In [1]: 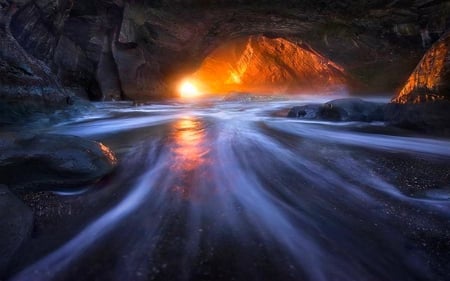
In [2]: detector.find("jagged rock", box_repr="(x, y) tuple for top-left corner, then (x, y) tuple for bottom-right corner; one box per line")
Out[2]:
(0, 133), (118, 190)
(10, 0), (124, 100)
(288, 98), (385, 122)
(0, 184), (33, 274)
(393, 31), (450, 104)
(0, 0), (76, 121)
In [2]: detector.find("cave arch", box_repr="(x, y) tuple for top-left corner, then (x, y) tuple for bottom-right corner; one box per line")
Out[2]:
(107, 2), (436, 100)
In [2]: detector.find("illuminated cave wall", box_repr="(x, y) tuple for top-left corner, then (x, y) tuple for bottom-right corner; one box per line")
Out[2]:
(393, 32), (450, 104)
(188, 36), (351, 95)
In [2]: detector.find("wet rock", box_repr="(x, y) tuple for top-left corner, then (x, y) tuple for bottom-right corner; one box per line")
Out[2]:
(0, 134), (118, 190)
(287, 104), (323, 119)
(393, 31), (450, 104)
(288, 98), (385, 122)
(384, 100), (450, 135)
(0, 184), (33, 274)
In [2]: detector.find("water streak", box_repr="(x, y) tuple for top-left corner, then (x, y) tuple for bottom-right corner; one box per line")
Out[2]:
(11, 98), (450, 281)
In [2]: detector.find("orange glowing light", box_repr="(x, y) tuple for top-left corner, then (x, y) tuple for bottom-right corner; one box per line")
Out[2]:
(185, 35), (350, 95)
(169, 117), (211, 200)
(178, 80), (202, 98)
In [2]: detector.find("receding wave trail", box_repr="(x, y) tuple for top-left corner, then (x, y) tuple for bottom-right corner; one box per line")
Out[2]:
(11, 99), (450, 281)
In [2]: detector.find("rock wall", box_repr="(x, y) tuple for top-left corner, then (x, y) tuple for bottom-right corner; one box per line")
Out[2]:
(9, 0), (124, 100)
(1, 0), (449, 102)
(0, 1), (64, 98)
(393, 31), (450, 104)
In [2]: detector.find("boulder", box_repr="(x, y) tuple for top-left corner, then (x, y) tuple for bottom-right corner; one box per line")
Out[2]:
(287, 98), (385, 122)
(0, 185), (33, 274)
(0, 134), (117, 190)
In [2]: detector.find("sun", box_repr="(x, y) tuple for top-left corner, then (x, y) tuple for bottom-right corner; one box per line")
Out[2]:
(178, 79), (202, 98)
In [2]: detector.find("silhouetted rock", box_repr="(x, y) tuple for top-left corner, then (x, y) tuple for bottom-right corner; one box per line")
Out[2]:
(0, 185), (33, 274)
(0, 134), (118, 190)
(288, 98), (385, 122)
(384, 101), (450, 135)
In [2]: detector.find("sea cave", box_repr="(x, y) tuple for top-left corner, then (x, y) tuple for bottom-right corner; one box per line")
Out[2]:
(1, 1), (450, 281)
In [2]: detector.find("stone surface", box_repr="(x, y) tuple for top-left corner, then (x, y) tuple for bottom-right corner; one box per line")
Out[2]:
(3, 0), (449, 101)
(0, 133), (118, 190)
(288, 98), (385, 122)
(0, 184), (33, 274)
(9, 0), (124, 101)
(393, 31), (450, 104)
(0, 0), (79, 121)
(288, 98), (450, 134)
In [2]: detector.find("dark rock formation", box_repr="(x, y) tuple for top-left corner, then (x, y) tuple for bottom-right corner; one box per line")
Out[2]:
(288, 97), (450, 135)
(2, 0), (448, 103)
(393, 31), (450, 104)
(0, 0), (72, 117)
(384, 101), (450, 134)
(288, 98), (385, 122)
(8, 0), (125, 101)
(0, 133), (117, 190)
(0, 184), (33, 274)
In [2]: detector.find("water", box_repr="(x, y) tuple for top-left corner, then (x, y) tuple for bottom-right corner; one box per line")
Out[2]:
(10, 97), (450, 281)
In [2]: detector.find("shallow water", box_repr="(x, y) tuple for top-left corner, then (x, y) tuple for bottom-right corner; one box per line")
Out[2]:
(10, 96), (450, 281)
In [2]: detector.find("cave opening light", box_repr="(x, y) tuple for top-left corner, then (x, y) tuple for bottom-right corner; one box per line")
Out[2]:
(178, 79), (203, 99)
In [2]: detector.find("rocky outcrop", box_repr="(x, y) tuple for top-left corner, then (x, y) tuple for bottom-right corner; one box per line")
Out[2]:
(393, 31), (450, 104)
(287, 98), (450, 135)
(9, 0), (124, 100)
(387, 31), (450, 134)
(0, 133), (117, 190)
(0, 184), (33, 274)
(287, 98), (385, 122)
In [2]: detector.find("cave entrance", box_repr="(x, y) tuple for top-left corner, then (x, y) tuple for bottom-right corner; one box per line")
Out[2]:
(178, 35), (352, 98)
